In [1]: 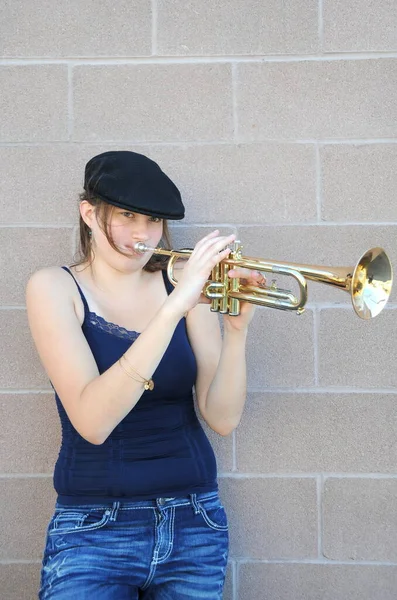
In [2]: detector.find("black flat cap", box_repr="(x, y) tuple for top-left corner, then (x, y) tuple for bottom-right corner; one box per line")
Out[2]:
(83, 151), (185, 220)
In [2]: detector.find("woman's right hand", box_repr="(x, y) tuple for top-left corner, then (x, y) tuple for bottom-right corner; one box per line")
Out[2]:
(166, 230), (236, 316)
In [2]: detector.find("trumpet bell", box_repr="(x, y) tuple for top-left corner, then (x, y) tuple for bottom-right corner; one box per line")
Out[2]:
(351, 247), (393, 320)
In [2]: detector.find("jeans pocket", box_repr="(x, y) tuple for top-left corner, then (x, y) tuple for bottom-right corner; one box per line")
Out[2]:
(197, 498), (229, 532)
(48, 508), (111, 536)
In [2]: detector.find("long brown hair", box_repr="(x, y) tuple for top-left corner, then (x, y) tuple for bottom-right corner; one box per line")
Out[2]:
(71, 191), (172, 272)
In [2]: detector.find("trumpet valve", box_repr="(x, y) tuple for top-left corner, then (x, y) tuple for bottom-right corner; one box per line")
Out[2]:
(231, 240), (243, 260)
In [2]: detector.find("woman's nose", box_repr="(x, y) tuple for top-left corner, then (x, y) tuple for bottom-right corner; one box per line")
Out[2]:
(130, 219), (150, 241)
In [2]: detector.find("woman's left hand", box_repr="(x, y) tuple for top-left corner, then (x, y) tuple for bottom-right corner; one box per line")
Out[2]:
(222, 268), (266, 332)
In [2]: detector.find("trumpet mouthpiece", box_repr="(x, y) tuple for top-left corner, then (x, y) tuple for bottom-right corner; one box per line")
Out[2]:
(134, 242), (150, 253)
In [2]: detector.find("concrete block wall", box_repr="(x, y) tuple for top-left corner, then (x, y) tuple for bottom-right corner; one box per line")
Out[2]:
(0, 1), (396, 598)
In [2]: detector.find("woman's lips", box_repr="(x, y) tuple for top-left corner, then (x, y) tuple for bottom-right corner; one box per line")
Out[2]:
(119, 245), (148, 257)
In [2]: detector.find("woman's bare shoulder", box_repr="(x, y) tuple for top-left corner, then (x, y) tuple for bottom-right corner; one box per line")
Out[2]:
(26, 265), (80, 310)
(27, 265), (73, 289)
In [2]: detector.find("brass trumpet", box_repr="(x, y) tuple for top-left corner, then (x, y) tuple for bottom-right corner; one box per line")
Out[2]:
(134, 241), (393, 320)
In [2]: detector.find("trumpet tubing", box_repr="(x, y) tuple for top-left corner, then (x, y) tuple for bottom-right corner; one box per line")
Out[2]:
(134, 241), (393, 320)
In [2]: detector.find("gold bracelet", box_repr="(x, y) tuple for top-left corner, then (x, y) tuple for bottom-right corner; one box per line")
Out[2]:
(118, 355), (154, 391)
(120, 354), (149, 382)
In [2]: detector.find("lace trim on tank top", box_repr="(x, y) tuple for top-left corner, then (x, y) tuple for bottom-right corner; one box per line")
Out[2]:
(85, 311), (140, 342)
(61, 266), (141, 342)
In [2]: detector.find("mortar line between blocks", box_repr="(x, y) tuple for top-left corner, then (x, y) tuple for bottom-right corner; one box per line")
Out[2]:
(0, 473), (53, 478)
(1, 139), (397, 148)
(67, 64), (73, 140)
(233, 560), (238, 600)
(232, 430), (237, 471)
(315, 143), (322, 222)
(318, 0), (324, 53)
(0, 224), (75, 229)
(0, 560), (42, 565)
(231, 63), (239, 142)
(313, 308), (319, 386)
(218, 473), (397, 479)
(71, 226), (77, 258)
(234, 558), (397, 566)
(2, 53), (397, 65)
(151, 0), (158, 56)
(318, 474), (324, 559)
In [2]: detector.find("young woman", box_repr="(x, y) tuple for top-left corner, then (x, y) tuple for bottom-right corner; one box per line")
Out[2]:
(26, 150), (265, 599)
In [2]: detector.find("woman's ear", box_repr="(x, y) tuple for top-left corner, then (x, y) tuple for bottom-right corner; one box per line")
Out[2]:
(79, 200), (95, 229)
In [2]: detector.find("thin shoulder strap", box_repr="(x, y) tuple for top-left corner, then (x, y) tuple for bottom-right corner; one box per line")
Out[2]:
(61, 266), (90, 317)
(161, 268), (174, 295)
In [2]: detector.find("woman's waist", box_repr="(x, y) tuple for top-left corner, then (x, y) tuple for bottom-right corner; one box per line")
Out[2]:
(55, 488), (219, 508)
(56, 427), (216, 467)
(54, 455), (218, 504)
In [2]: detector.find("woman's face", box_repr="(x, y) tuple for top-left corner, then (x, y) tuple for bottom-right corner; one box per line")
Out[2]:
(88, 204), (164, 268)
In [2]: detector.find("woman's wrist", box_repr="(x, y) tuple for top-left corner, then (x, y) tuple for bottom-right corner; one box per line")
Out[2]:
(161, 295), (188, 323)
(223, 321), (249, 339)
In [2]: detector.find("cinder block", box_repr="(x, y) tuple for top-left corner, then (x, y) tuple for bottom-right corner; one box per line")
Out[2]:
(321, 144), (397, 222)
(245, 307), (315, 389)
(238, 563), (397, 600)
(318, 308), (397, 387)
(236, 60), (397, 140)
(323, 0), (397, 52)
(219, 477), (317, 559)
(0, 66), (68, 142)
(0, 310), (49, 389)
(0, 563), (41, 600)
(324, 478), (397, 561)
(157, 0), (318, 55)
(1, 0), (151, 57)
(0, 394), (60, 473)
(0, 145), (88, 225)
(236, 392), (397, 473)
(73, 65), (233, 142)
(0, 228), (72, 305)
(0, 478), (55, 560)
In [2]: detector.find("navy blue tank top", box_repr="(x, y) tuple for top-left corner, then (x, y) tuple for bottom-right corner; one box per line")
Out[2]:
(52, 267), (218, 504)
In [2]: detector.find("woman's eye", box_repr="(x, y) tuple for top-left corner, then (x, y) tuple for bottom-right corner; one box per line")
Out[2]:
(121, 213), (161, 223)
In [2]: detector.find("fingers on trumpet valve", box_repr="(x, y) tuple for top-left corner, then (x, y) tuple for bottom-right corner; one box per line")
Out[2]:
(228, 268), (267, 287)
(255, 271), (267, 287)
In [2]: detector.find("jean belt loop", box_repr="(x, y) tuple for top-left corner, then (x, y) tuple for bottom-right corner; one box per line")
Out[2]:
(190, 493), (200, 515)
(110, 501), (120, 522)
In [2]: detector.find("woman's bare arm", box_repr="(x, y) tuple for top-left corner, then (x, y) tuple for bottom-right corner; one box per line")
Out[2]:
(26, 267), (183, 445)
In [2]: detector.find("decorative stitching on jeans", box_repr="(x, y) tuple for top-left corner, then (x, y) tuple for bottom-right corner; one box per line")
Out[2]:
(156, 506), (175, 563)
(109, 501), (120, 522)
(48, 509), (112, 536)
(142, 511), (161, 589)
(197, 502), (229, 532)
(190, 493), (201, 515)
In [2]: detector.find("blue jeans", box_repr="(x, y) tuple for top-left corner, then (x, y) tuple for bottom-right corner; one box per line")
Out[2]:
(39, 491), (229, 599)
